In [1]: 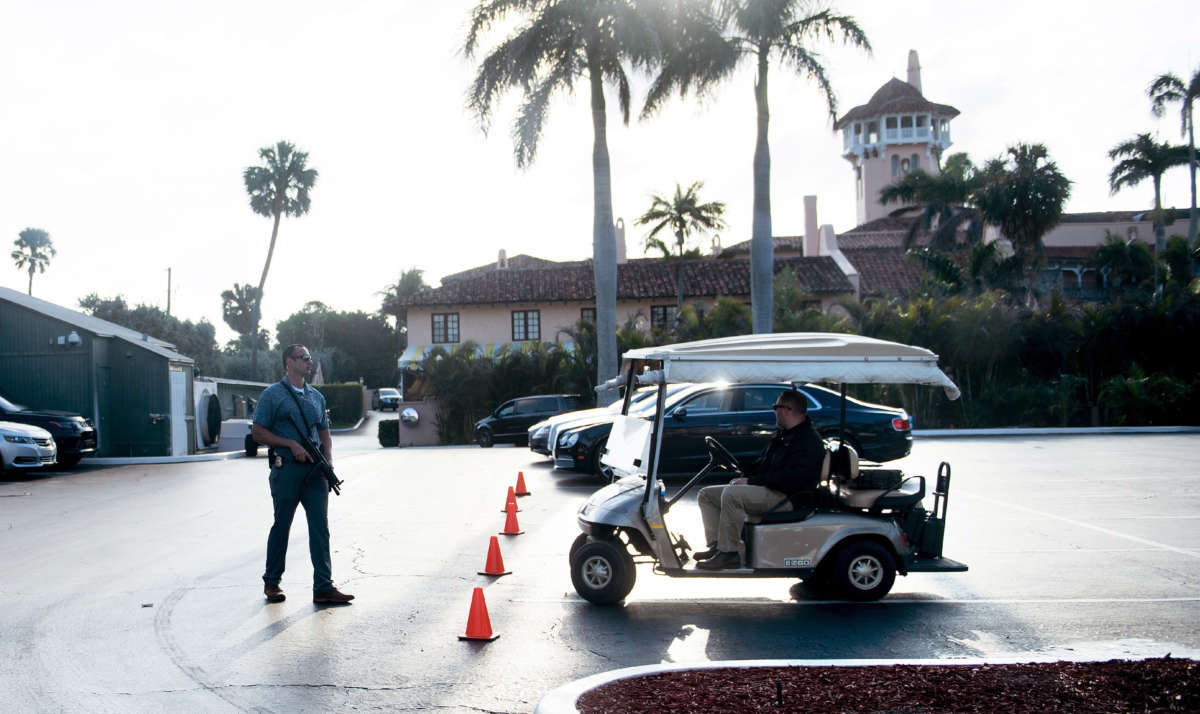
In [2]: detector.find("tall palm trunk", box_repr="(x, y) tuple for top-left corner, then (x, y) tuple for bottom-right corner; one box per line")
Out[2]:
(1153, 175), (1165, 292)
(675, 232), (684, 312)
(27, 267), (33, 295)
(251, 210), (283, 377)
(1188, 117), (1197, 246)
(750, 48), (773, 334)
(589, 62), (619, 401)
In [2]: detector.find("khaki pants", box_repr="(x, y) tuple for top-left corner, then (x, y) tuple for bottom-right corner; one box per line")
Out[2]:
(698, 484), (791, 554)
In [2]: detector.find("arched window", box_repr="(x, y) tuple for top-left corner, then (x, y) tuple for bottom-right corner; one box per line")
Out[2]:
(911, 154), (919, 171)
(891, 155), (899, 177)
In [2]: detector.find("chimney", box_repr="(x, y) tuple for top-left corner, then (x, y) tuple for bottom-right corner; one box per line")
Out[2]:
(497, 249), (508, 269)
(906, 50), (922, 94)
(821, 225), (860, 301)
(803, 195), (820, 257)
(615, 218), (627, 264)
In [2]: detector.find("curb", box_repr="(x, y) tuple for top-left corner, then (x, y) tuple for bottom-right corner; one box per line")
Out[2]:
(913, 426), (1200, 437)
(534, 653), (1185, 714)
(81, 451), (245, 466)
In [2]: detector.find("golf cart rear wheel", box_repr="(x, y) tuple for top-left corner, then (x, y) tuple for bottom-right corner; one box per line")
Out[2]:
(571, 539), (635, 605)
(832, 541), (896, 601)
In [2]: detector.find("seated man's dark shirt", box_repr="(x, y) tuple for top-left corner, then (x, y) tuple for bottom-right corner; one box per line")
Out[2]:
(742, 419), (826, 507)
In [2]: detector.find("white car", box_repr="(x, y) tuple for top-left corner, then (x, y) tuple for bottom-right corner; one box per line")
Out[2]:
(0, 421), (57, 475)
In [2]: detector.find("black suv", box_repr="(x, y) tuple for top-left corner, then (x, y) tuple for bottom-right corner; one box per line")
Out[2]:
(0, 392), (98, 467)
(475, 394), (583, 447)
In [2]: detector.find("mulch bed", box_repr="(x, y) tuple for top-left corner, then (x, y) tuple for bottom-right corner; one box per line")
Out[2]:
(576, 658), (1197, 713)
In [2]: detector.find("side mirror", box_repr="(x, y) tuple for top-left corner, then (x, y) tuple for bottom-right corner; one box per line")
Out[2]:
(672, 408), (688, 421)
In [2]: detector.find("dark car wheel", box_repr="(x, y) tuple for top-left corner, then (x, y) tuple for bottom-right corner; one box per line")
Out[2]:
(831, 540), (896, 601)
(476, 428), (494, 448)
(57, 453), (83, 468)
(571, 539), (636, 605)
(587, 437), (608, 477)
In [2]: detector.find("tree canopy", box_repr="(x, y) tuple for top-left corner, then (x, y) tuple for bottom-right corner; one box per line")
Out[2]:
(11, 228), (55, 296)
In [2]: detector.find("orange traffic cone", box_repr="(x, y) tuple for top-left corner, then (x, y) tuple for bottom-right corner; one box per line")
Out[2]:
(458, 587), (500, 641)
(478, 536), (511, 576)
(501, 485), (520, 512)
(500, 501), (524, 535)
(514, 471), (530, 496)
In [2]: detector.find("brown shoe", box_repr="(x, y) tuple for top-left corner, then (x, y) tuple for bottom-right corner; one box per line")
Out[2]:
(264, 584), (285, 603)
(313, 587), (355, 604)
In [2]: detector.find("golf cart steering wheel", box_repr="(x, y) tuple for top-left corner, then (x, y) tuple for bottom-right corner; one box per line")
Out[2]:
(704, 436), (740, 472)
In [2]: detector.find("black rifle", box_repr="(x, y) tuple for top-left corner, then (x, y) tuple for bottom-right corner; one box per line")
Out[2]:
(287, 415), (343, 496)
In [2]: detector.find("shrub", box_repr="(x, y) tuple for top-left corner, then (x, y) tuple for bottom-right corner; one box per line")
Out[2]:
(320, 383), (363, 428)
(378, 419), (399, 447)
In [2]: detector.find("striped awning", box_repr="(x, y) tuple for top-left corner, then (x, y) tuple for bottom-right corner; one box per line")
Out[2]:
(398, 341), (575, 370)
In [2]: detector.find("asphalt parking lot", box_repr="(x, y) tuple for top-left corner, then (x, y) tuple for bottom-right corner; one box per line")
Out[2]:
(1, 424), (1197, 712)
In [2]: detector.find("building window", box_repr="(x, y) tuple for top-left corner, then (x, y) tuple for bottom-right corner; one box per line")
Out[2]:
(867, 121), (878, 143)
(512, 310), (540, 341)
(891, 155), (900, 177)
(580, 307), (596, 324)
(432, 313), (459, 344)
(650, 305), (678, 330)
(911, 154), (919, 171)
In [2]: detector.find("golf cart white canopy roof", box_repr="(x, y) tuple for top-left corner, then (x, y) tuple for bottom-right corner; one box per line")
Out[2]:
(618, 332), (960, 400)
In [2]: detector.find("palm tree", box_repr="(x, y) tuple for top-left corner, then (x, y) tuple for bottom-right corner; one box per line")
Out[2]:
(378, 267), (429, 353)
(242, 140), (319, 376)
(908, 241), (1023, 298)
(1087, 231), (1155, 294)
(220, 283), (261, 345)
(879, 152), (982, 251)
(974, 143), (1072, 269)
(644, 0), (870, 333)
(1107, 133), (1189, 256)
(635, 180), (726, 309)
(1149, 67), (1200, 246)
(464, 1), (660, 394)
(11, 228), (55, 295)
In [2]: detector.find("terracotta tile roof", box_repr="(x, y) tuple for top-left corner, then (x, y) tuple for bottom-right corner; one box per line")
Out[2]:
(440, 254), (585, 283)
(401, 257), (853, 307)
(840, 248), (924, 298)
(836, 78), (960, 129)
(1058, 208), (1190, 224)
(718, 235), (805, 257)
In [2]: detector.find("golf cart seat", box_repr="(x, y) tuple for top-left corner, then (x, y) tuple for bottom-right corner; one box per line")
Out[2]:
(829, 443), (926, 511)
(752, 450), (830, 525)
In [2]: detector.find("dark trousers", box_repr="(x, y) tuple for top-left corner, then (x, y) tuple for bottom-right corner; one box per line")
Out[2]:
(263, 461), (333, 593)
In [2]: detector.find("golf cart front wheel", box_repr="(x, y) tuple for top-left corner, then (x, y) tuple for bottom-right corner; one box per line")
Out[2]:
(571, 539), (635, 605)
(832, 541), (896, 601)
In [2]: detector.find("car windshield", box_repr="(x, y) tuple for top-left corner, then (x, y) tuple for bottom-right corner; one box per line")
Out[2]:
(0, 393), (28, 411)
(379, 389), (399, 397)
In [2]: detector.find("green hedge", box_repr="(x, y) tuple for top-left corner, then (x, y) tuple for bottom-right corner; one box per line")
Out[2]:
(320, 383), (364, 428)
(378, 419), (399, 447)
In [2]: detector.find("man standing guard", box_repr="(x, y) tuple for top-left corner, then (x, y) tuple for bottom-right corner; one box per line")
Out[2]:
(251, 344), (355, 604)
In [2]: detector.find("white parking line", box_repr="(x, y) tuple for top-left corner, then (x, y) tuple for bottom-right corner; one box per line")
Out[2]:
(960, 492), (1200, 559)
(527, 596), (1200, 606)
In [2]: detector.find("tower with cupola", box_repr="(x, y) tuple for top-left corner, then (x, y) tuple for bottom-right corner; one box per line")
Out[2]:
(836, 51), (960, 226)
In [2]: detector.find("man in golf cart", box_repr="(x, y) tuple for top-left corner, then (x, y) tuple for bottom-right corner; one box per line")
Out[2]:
(693, 388), (826, 570)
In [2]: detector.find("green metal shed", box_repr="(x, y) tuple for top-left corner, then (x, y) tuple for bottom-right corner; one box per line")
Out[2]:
(0, 286), (196, 457)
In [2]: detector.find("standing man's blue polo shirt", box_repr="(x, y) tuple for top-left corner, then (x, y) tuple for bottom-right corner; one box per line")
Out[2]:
(253, 379), (329, 449)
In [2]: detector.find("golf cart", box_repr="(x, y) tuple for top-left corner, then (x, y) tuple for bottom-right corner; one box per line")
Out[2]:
(568, 333), (968, 605)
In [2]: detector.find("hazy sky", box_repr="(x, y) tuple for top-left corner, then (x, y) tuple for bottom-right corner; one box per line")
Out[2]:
(3, 1), (1198, 345)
